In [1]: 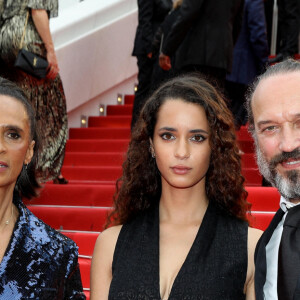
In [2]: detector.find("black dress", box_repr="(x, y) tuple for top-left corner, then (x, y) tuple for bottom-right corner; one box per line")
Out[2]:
(109, 201), (248, 300)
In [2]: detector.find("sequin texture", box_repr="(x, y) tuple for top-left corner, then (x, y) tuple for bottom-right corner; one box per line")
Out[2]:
(0, 195), (86, 299)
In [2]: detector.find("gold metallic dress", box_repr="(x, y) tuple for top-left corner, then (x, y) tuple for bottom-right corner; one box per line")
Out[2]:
(0, 0), (67, 182)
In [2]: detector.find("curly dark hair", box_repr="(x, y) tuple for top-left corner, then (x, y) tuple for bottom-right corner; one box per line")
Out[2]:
(107, 74), (250, 227)
(0, 77), (41, 199)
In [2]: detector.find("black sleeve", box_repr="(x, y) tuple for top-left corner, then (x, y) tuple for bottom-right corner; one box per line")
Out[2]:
(232, 0), (245, 45)
(138, 0), (154, 53)
(162, 0), (205, 56)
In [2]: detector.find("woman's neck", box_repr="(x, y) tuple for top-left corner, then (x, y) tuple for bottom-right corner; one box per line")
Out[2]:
(159, 184), (209, 225)
(0, 186), (16, 227)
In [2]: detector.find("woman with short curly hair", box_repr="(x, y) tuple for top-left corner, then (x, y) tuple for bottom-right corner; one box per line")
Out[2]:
(91, 74), (262, 300)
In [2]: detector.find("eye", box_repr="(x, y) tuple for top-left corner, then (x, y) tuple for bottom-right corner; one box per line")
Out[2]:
(160, 132), (175, 141)
(190, 134), (205, 142)
(7, 131), (21, 140)
(295, 120), (300, 128)
(261, 125), (277, 133)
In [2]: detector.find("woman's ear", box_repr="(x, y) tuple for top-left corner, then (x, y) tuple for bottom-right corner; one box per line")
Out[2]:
(149, 139), (155, 158)
(24, 140), (35, 165)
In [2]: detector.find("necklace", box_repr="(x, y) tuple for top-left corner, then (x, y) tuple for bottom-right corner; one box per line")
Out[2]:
(1, 205), (14, 228)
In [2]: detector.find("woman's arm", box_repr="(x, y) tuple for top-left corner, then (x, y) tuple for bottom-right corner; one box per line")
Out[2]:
(245, 227), (263, 299)
(90, 225), (122, 300)
(30, 9), (58, 79)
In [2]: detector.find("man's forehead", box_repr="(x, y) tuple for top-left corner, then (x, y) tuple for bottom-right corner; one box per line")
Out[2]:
(252, 72), (300, 112)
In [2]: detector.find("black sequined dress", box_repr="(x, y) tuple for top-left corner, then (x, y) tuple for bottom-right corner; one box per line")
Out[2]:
(0, 194), (85, 299)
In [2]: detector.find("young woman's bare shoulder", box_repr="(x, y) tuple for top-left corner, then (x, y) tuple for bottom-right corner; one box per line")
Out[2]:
(90, 225), (123, 299)
(94, 225), (123, 256)
(244, 227), (263, 299)
(248, 227), (263, 250)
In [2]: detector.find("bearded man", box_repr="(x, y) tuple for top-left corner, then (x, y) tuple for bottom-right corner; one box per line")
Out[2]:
(246, 58), (300, 300)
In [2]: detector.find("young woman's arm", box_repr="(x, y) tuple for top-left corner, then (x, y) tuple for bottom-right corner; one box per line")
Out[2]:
(245, 227), (263, 299)
(90, 225), (122, 299)
(31, 9), (59, 79)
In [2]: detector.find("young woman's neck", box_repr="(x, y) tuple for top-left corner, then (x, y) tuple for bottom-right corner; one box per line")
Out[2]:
(159, 183), (208, 225)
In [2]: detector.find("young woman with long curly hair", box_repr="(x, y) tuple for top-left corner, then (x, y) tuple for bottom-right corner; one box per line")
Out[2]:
(91, 74), (262, 300)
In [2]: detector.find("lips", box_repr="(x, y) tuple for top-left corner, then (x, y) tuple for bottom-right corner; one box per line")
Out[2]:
(280, 158), (300, 170)
(0, 161), (8, 168)
(171, 165), (191, 175)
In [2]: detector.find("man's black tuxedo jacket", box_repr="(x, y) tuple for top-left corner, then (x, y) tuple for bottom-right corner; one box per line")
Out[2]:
(254, 208), (300, 300)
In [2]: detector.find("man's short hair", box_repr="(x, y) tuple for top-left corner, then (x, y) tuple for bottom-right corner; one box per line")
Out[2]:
(246, 59), (300, 134)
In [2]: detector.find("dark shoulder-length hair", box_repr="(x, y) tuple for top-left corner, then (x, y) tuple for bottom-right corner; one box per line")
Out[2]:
(0, 77), (40, 199)
(107, 74), (249, 227)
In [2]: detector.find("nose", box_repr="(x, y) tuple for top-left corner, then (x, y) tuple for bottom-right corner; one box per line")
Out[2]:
(174, 138), (190, 159)
(279, 126), (300, 153)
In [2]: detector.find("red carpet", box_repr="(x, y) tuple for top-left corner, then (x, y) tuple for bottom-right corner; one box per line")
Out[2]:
(24, 94), (277, 297)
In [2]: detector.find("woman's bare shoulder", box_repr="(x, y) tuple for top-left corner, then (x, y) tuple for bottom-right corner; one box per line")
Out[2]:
(94, 225), (123, 254)
(248, 227), (263, 249)
(90, 225), (123, 299)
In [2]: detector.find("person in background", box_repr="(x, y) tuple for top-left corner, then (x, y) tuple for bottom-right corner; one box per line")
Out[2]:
(246, 59), (300, 300)
(90, 74), (261, 299)
(150, 0), (183, 91)
(0, 0), (68, 184)
(266, 0), (300, 63)
(0, 77), (85, 299)
(226, 0), (269, 129)
(131, 0), (172, 129)
(159, 0), (244, 90)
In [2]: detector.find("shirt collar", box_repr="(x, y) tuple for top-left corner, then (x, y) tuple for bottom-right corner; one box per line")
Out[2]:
(280, 196), (300, 212)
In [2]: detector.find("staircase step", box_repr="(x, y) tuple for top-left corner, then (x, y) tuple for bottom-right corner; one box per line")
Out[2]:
(242, 168), (262, 186)
(64, 152), (126, 166)
(124, 94), (134, 105)
(61, 166), (122, 181)
(66, 139), (129, 152)
(63, 231), (99, 256)
(88, 116), (131, 128)
(69, 128), (131, 139)
(246, 186), (280, 211)
(107, 104), (133, 116)
(24, 184), (115, 207)
(27, 205), (110, 231)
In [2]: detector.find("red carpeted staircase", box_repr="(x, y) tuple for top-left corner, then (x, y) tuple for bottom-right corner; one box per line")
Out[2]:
(23, 94), (278, 298)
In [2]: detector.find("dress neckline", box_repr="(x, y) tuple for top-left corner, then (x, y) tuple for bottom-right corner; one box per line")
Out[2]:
(156, 201), (212, 300)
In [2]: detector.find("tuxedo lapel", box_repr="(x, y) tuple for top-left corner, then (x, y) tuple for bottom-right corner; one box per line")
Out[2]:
(254, 208), (285, 300)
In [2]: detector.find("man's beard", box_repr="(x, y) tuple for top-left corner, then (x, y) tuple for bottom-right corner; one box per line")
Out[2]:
(255, 143), (300, 200)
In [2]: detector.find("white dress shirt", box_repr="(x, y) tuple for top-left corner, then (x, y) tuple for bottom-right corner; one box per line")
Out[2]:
(263, 196), (300, 299)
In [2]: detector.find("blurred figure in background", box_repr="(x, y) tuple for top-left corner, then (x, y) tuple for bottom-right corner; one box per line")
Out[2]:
(0, 0), (68, 184)
(150, 0), (183, 91)
(159, 0), (244, 91)
(266, 0), (300, 63)
(226, 0), (269, 129)
(131, 0), (172, 129)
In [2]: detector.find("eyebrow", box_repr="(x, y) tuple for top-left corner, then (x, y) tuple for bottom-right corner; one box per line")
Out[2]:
(0, 124), (24, 133)
(158, 127), (209, 134)
(257, 113), (300, 128)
